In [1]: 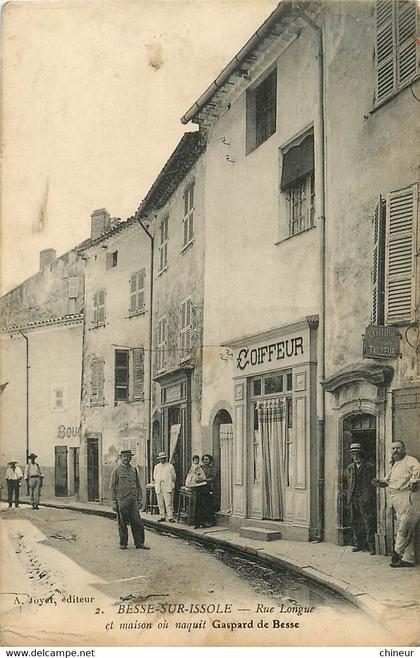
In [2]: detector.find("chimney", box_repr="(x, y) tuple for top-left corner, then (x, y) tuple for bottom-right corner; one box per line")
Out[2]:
(91, 208), (110, 240)
(40, 248), (56, 270)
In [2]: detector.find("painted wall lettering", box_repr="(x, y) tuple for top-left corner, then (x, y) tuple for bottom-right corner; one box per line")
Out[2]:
(236, 336), (304, 371)
(57, 425), (81, 439)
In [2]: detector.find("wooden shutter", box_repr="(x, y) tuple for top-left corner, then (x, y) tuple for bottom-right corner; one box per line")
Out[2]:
(91, 358), (104, 404)
(115, 350), (129, 401)
(132, 348), (144, 400)
(385, 184), (418, 324)
(97, 290), (105, 325)
(180, 299), (192, 361)
(68, 276), (79, 299)
(372, 196), (386, 325)
(397, 1), (417, 86)
(376, 0), (396, 103)
(130, 270), (145, 314)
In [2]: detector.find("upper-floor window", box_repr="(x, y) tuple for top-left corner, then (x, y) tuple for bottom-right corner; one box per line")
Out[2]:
(106, 250), (118, 269)
(159, 216), (168, 272)
(90, 357), (105, 405)
(183, 183), (194, 248)
(180, 298), (193, 362)
(92, 290), (106, 327)
(280, 132), (315, 237)
(372, 183), (418, 325)
(375, 0), (418, 106)
(68, 277), (79, 299)
(129, 269), (145, 316)
(157, 317), (167, 372)
(114, 348), (145, 403)
(246, 68), (277, 153)
(52, 385), (67, 411)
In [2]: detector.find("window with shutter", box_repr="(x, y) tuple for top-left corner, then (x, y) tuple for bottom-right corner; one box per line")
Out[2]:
(90, 358), (104, 404)
(92, 290), (106, 327)
(129, 269), (145, 315)
(180, 299), (193, 362)
(132, 348), (144, 400)
(115, 349), (129, 401)
(68, 277), (79, 299)
(375, 0), (418, 105)
(385, 184), (418, 324)
(159, 216), (169, 272)
(183, 184), (194, 248)
(157, 317), (167, 372)
(372, 196), (386, 325)
(106, 250), (118, 269)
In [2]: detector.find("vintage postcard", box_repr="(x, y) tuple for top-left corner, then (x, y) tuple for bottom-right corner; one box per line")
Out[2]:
(0, 0), (419, 650)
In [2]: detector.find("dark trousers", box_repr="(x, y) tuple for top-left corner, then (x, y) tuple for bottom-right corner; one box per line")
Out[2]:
(350, 495), (376, 550)
(192, 487), (208, 527)
(117, 499), (145, 547)
(7, 481), (20, 507)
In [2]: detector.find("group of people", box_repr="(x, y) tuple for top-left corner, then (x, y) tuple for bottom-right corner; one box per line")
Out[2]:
(185, 453), (217, 529)
(5, 453), (43, 509)
(347, 439), (419, 567)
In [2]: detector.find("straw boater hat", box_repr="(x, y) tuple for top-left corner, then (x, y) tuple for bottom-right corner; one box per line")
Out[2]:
(157, 451), (168, 460)
(349, 443), (364, 452)
(8, 459), (19, 465)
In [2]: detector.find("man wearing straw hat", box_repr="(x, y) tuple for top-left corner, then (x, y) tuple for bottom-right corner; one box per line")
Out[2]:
(153, 451), (176, 523)
(110, 449), (150, 550)
(347, 442), (377, 555)
(5, 460), (23, 508)
(24, 453), (44, 509)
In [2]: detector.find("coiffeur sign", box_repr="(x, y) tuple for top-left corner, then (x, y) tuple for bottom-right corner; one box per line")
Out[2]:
(363, 325), (400, 359)
(236, 336), (304, 371)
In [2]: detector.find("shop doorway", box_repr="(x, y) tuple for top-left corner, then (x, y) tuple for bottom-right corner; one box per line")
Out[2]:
(69, 447), (79, 496)
(87, 437), (100, 502)
(340, 413), (377, 544)
(167, 406), (188, 511)
(55, 446), (68, 496)
(212, 409), (233, 514)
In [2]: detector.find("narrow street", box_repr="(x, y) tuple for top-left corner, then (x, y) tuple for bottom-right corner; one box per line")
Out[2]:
(0, 505), (393, 646)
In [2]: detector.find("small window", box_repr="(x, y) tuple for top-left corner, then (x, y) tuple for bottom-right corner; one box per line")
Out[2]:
(90, 358), (105, 405)
(115, 349), (129, 401)
(246, 68), (277, 153)
(92, 290), (106, 327)
(180, 298), (193, 362)
(375, 0), (418, 106)
(183, 184), (194, 247)
(286, 373), (293, 391)
(68, 277), (79, 299)
(52, 386), (67, 411)
(281, 133), (315, 237)
(106, 251), (118, 269)
(159, 216), (168, 272)
(157, 317), (167, 372)
(129, 269), (145, 315)
(252, 379), (262, 397)
(264, 375), (283, 395)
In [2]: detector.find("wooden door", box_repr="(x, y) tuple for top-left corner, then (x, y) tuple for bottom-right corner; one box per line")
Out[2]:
(55, 446), (68, 497)
(87, 438), (99, 501)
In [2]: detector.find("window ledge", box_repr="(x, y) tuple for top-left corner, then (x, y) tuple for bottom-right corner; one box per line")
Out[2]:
(90, 322), (106, 330)
(157, 266), (168, 278)
(181, 239), (194, 254)
(370, 76), (420, 115)
(275, 224), (316, 246)
(128, 309), (146, 319)
(156, 368), (167, 376)
(179, 354), (193, 365)
(130, 397), (145, 404)
(89, 402), (106, 407)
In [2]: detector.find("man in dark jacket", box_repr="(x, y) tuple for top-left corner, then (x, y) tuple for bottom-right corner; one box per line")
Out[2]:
(347, 442), (376, 555)
(110, 450), (150, 550)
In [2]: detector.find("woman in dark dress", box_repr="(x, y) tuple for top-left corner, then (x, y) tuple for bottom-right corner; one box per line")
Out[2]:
(201, 454), (217, 526)
(185, 455), (207, 528)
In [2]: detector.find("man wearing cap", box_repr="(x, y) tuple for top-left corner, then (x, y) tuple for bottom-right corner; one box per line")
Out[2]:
(5, 460), (23, 508)
(24, 453), (44, 509)
(110, 450), (150, 550)
(347, 443), (377, 555)
(153, 451), (176, 523)
(373, 440), (420, 567)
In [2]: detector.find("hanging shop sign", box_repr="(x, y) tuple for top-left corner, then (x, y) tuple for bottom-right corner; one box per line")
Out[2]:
(362, 325), (401, 359)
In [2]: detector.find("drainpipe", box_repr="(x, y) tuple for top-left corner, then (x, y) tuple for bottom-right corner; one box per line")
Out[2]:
(295, 4), (326, 541)
(19, 330), (30, 493)
(135, 218), (154, 485)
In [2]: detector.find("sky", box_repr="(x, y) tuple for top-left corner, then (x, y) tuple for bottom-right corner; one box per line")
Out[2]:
(0, 0), (278, 295)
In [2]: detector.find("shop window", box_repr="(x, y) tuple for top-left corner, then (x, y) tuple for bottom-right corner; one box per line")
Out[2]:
(183, 183), (194, 248)
(372, 183), (417, 325)
(92, 289), (106, 327)
(157, 317), (167, 372)
(246, 68), (277, 153)
(264, 374), (283, 395)
(129, 269), (145, 316)
(375, 0), (418, 107)
(180, 298), (193, 362)
(106, 250), (118, 269)
(90, 357), (105, 405)
(159, 216), (168, 272)
(253, 378), (262, 397)
(280, 133), (315, 238)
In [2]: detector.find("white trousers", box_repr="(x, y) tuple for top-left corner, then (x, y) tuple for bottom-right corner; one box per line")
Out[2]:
(156, 490), (174, 520)
(389, 490), (420, 564)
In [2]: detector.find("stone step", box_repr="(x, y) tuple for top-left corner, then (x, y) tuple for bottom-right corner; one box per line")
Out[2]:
(239, 526), (282, 542)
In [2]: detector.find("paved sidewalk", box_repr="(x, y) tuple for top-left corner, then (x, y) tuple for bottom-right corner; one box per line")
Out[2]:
(6, 496), (420, 626)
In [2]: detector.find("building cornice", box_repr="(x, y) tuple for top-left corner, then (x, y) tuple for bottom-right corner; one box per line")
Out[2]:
(222, 315), (319, 349)
(1, 313), (84, 334)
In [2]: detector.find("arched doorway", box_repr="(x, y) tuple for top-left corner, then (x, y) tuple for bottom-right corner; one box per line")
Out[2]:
(212, 409), (233, 514)
(339, 412), (377, 545)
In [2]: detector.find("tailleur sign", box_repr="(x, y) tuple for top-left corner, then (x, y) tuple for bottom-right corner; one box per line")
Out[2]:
(362, 325), (401, 359)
